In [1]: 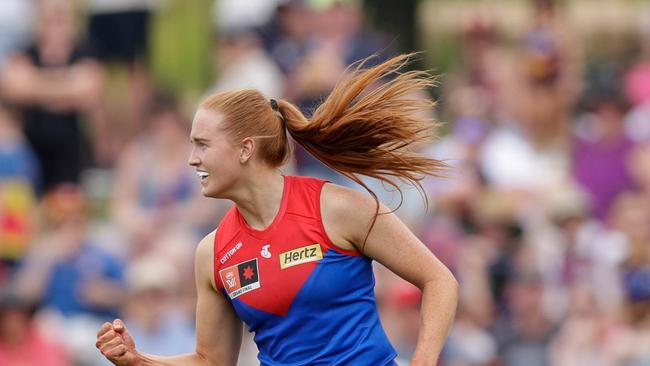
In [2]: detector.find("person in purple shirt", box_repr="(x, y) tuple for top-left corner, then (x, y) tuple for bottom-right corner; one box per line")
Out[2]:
(572, 90), (636, 218)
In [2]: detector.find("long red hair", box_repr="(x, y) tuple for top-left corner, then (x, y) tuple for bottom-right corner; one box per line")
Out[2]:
(200, 54), (445, 244)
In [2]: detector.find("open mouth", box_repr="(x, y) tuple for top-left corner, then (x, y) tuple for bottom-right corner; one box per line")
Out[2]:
(196, 171), (209, 181)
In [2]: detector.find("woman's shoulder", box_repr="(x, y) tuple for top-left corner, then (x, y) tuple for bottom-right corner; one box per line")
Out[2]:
(196, 229), (217, 257)
(321, 182), (387, 213)
(320, 182), (391, 251)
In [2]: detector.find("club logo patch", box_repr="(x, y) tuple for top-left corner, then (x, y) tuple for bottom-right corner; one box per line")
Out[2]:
(280, 244), (323, 269)
(219, 258), (260, 299)
(261, 244), (272, 259)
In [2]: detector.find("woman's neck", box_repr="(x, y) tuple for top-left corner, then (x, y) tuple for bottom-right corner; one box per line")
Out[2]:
(232, 170), (285, 231)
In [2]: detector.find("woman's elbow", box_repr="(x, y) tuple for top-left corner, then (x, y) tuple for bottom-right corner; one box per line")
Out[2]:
(446, 271), (460, 302)
(429, 265), (459, 301)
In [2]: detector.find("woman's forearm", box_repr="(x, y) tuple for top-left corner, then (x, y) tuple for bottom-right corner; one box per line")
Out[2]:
(137, 352), (219, 366)
(410, 270), (459, 366)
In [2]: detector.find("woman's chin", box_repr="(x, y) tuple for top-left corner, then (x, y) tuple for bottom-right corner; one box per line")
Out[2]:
(200, 186), (213, 197)
(201, 186), (222, 199)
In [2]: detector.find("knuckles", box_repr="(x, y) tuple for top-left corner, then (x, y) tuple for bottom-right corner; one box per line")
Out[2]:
(96, 323), (131, 362)
(96, 333), (123, 353)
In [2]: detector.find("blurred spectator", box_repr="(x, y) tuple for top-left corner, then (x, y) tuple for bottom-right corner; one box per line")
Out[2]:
(610, 192), (650, 303)
(0, 289), (70, 366)
(112, 91), (225, 251)
(548, 285), (628, 366)
(623, 31), (650, 142)
(572, 90), (636, 218)
(623, 18), (650, 108)
(0, 102), (39, 275)
(539, 186), (627, 319)
(87, 0), (154, 65)
(628, 143), (650, 202)
(277, 0), (392, 183)
(444, 303), (498, 366)
(209, 28), (284, 98)
(285, 0), (390, 107)
(454, 235), (497, 332)
(478, 107), (571, 203)
(476, 1), (580, 205)
(10, 184), (124, 364)
(375, 279), (422, 365)
(123, 255), (195, 356)
(0, 0), (34, 68)
(0, 101), (40, 189)
(467, 190), (526, 309)
(493, 274), (556, 366)
(623, 61), (650, 109)
(0, 178), (37, 281)
(419, 216), (464, 275)
(0, 0), (105, 192)
(482, 72), (572, 203)
(214, 0), (279, 34)
(388, 283), (422, 360)
(521, 0), (581, 96)
(12, 185), (125, 321)
(522, 0), (563, 88)
(624, 99), (650, 143)
(443, 18), (502, 121)
(259, 1), (312, 76)
(422, 112), (490, 219)
(87, 0), (158, 131)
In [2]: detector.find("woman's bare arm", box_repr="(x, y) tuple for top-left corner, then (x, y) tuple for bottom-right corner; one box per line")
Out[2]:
(321, 184), (459, 366)
(97, 230), (243, 366)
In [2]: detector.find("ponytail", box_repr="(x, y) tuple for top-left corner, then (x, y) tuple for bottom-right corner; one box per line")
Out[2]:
(276, 53), (446, 246)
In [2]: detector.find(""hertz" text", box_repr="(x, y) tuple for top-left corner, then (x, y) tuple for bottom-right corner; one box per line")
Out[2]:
(280, 244), (323, 269)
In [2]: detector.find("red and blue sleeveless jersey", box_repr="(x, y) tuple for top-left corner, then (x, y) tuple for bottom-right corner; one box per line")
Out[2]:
(214, 176), (398, 365)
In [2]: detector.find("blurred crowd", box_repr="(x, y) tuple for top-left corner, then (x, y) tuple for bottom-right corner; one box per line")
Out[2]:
(0, 0), (649, 365)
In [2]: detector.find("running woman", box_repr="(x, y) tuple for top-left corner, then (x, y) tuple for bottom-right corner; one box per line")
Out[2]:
(96, 53), (459, 366)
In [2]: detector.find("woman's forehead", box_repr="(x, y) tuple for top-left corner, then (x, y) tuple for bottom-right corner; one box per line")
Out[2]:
(194, 108), (223, 123)
(191, 109), (224, 135)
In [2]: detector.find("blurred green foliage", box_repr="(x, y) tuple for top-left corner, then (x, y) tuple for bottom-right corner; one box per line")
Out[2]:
(149, 0), (214, 95)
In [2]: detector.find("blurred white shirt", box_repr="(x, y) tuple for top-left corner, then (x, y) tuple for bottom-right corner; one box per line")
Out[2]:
(210, 48), (284, 99)
(480, 127), (570, 193)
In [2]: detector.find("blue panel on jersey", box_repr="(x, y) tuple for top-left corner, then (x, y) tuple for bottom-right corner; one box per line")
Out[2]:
(229, 249), (397, 365)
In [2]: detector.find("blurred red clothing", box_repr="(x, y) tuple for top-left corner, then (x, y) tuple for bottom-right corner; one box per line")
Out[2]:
(625, 62), (650, 106)
(0, 328), (70, 366)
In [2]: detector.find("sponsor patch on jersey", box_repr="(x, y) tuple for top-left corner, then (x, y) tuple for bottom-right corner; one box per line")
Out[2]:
(219, 241), (243, 265)
(280, 244), (323, 269)
(219, 258), (260, 299)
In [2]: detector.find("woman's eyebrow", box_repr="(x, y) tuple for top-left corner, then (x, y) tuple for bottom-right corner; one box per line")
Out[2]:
(190, 137), (210, 144)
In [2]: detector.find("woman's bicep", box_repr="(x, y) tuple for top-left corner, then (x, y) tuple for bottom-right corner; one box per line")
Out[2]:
(194, 232), (242, 365)
(363, 210), (450, 289)
(322, 184), (449, 288)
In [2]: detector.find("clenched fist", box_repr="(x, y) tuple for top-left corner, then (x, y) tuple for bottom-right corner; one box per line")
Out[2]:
(96, 319), (140, 366)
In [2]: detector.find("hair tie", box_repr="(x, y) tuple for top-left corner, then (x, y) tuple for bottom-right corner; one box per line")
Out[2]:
(270, 98), (287, 129)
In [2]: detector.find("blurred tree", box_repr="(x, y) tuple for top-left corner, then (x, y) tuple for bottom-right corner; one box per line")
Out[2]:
(150, 0), (213, 95)
(362, 0), (418, 54)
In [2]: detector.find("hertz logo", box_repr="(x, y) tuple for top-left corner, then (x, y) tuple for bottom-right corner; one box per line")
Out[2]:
(280, 244), (323, 269)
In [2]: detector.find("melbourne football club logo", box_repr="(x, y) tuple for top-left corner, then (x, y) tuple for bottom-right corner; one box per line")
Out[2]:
(219, 258), (261, 299)
(224, 271), (237, 288)
(261, 244), (272, 259)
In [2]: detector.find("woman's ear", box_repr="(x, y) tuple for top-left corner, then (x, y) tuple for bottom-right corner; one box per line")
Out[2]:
(240, 137), (255, 163)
